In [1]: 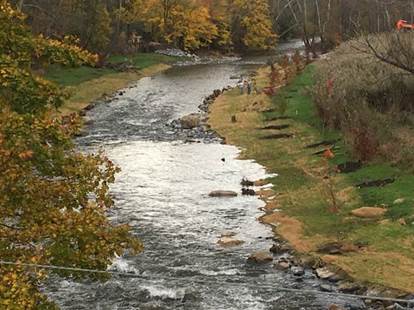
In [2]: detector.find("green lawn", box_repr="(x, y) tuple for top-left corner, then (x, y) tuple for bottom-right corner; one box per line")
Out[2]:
(45, 66), (115, 86)
(108, 53), (180, 68)
(45, 53), (179, 87)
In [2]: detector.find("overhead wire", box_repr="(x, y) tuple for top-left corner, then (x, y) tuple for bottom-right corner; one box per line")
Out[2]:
(0, 260), (413, 307)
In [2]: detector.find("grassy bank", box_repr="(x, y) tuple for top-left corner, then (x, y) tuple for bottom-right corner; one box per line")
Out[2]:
(208, 65), (414, 293)
(45, 53), (178, 115)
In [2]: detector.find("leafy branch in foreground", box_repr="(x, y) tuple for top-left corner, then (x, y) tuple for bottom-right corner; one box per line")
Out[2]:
(0, 1), (142, 308)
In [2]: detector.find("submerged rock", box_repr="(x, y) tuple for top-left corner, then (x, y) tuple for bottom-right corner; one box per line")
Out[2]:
(220, 231), (236, 238)
(209, 190), (238, 198)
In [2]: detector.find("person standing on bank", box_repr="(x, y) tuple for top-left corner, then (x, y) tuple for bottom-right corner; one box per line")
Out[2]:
(237, 79), (244, 95)
(247, 80), (252, 95)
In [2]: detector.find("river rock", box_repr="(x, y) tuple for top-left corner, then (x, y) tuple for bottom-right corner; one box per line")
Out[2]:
(274, 256), (291, 270)
(241, 188), (256, 196)
(180, 113), (201, 129)
(338, 282), (362, 293)
(270, 243), (291, 254)
(351, 207), (387, 218)
(217, 237), (244, 247)
(320, 284), (334, 292)
(315, 267), (336, 280)
(247, 251), (273, 264)
(274, 260), (290, 270)
(291, 266), (305, 276)
(209, 190), (238, 198)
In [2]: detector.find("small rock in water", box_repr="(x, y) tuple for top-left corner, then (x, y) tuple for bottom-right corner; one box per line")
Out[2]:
(217, 237), (244, 247)
(274, 260), (290, 270)
(315, 267), (336, 280)
(241, 178), (255, 187)
(291, 266), (305, 276)
(242, 188), (256, 196)
(209, 190), (238, 198)
(320, 284), (334, 292)
(274, 255), (292, 270)
(247, 251), (273, 264)
(338, 282), (362, 293)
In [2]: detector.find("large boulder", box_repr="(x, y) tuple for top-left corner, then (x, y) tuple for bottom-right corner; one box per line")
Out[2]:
(247, 251), (273, 264)
(180, 113), (201, 129)
(351, 207), (387, 218)
(209, 190), (238, 198)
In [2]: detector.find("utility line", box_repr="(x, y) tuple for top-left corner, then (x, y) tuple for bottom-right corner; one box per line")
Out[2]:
(0, 260), (413, 307)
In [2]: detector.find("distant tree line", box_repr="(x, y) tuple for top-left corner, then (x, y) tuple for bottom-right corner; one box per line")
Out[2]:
(11, 0), (276, 53)
(10, 0), (414, 55)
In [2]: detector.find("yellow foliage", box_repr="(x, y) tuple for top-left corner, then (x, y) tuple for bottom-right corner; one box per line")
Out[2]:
(119, 0), (276, 51)
(0, 2), (143, 308)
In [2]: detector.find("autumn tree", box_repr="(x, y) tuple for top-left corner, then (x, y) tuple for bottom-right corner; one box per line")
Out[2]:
(0, 1), (142, 308)
(166, 4), (219, 50)
(199, 0), (232, 49)
(230, 0), (277, 50)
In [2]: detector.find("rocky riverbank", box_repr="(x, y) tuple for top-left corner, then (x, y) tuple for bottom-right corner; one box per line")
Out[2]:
(207, 63), (414, 309)
(167, 87), (231, 143)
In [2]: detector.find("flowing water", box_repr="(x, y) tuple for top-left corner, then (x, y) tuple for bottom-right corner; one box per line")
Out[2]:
(46, 43), (366, 310)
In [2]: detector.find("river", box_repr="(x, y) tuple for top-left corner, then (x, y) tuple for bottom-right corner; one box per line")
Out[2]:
(45, 44), (366, 310)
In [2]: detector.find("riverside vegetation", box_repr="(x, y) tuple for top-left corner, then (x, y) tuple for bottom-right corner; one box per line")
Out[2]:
(208, 36), (414, 294)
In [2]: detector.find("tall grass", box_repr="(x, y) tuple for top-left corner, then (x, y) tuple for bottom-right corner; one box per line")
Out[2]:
(313, 33), (414, 166)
